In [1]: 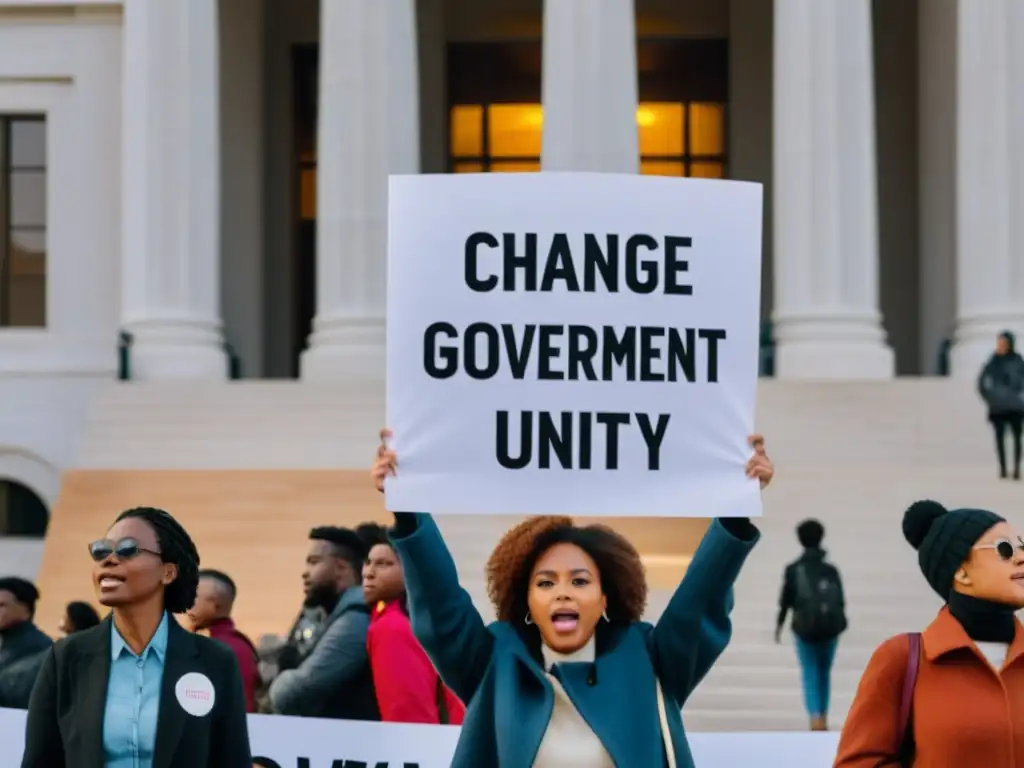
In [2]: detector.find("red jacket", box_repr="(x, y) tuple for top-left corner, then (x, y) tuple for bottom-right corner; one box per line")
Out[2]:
(207, 617), (260, 713)
(368, 600), (465, 724)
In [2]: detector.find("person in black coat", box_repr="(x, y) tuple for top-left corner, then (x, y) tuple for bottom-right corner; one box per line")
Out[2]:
(0, 577), (52, 709)
(21, 506), (251, 768)
(978, 330), (1024, 479)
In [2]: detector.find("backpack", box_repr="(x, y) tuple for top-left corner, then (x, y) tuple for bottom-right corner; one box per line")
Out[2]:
(791, 560), (847, 642)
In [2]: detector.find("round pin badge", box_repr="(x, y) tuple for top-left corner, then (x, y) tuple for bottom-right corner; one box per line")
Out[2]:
(175, 672), (216, 717)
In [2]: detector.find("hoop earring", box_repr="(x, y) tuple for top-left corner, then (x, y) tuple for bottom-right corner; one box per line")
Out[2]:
(602, 611), (610, 622)
(524, 612), (533, 625)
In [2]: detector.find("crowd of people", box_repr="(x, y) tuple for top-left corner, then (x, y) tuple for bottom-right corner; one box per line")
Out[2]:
(0, 524), (466, 731)
(1, 412), (1022, 767)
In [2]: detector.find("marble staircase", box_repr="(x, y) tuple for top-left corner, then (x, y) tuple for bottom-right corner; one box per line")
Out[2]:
(64, 377), (1004, 731)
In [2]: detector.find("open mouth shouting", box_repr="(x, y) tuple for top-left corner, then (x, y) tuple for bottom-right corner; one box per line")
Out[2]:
(550, 608), (580, 634)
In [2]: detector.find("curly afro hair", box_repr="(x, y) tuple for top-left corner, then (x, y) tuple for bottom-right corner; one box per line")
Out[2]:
(486, 516), (648, 628)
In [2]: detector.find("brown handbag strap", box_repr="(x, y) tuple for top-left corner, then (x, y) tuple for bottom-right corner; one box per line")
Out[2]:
(896, 632), (922, 758)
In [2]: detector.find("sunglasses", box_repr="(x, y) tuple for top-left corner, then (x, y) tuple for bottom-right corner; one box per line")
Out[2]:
(973, 536), (1024, 561)
(88, 537), (162, 563)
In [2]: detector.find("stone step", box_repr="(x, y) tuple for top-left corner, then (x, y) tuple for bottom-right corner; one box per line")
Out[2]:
(713, 641), (879, 673)
(76, 379), (999, 470)
(67, 377), (1007, 732)
(682, 708), (828, 733)
(686, 684), (855, 715)
(701, 663), (865, 689)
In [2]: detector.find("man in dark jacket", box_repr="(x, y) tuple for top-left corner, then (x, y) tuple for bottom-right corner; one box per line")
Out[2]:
(775, 520), (847, 732)
(0, 576), (52, 708)
(268, 526), (379, 720)
(978, 330), (1024, 479)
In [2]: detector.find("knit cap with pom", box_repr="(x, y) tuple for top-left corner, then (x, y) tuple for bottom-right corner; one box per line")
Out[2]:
(903, 500), (1005, 601)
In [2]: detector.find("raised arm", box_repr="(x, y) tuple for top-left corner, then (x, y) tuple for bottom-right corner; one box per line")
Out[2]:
(648, 517), (759, 704)
(648, 434), (772, 704)
(389, 512), (495, 705)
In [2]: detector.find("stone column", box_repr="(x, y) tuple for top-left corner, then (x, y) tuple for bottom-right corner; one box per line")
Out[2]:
(300, 0), (420, 380)
(772, 0), (894, 378)
(120, 0), (227, 379)
(950, 0), (1024, 376)
(917, 0), (957, 374)
(540, 0), (639, 172)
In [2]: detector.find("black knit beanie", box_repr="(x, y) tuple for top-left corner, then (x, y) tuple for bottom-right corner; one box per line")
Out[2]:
(903, 500), (1005, 601)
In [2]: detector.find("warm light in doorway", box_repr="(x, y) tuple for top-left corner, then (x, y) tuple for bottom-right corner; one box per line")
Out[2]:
(636, 107), (656, 127)
(520, 105), (543, 127)
(516, 105), (659, 128)
(448, 100), (725, 178)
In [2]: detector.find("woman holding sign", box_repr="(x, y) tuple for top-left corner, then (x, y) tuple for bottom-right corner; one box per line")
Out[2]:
(371, 429), (772, 768)
(20, 506), (252, 768)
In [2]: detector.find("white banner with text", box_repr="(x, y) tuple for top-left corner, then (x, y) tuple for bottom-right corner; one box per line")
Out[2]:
(385, 172), (764, 518)
(1, 707), (839, 767)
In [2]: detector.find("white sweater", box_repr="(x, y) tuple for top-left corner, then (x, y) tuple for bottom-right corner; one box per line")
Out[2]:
(975, 640), (1009, 671)
(532, 637), (615, 768)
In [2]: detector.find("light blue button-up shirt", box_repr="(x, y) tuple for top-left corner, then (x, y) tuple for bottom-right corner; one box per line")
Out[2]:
(102, 612), (169, 768)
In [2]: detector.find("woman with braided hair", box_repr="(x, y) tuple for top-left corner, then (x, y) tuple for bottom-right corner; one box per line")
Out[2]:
(21, 506), (252, 768)
(371, 429), (774, 768)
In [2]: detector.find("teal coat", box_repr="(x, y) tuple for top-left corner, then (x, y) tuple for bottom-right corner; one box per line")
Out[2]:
(390, 514), (758, 768)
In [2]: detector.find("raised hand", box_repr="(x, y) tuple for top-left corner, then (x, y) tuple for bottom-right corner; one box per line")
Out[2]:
(745, 434), (774, 489)
(371, 428), (398, 494)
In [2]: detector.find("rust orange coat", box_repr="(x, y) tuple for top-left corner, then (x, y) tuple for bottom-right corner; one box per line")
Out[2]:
(834, 606), (1024, 767)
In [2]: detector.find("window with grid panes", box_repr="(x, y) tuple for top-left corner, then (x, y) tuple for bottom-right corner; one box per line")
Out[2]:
(0, 116), (47, 327)
(449, 101), (726, 177)
(447, 40), (728, 178)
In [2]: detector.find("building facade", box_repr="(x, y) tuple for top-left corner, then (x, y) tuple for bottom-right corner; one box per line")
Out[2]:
(0, 0), (1019, 526)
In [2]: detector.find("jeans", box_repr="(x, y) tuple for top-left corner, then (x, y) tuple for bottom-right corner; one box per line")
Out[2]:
(794, 636), (838, 717)
(991, 413), (1024, 477)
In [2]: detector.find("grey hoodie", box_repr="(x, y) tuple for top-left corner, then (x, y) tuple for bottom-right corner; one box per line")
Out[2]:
(267, 586), (378, 719)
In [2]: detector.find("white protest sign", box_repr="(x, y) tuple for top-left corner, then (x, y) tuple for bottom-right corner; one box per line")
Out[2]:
(386, 172), (763, 518)
(0, 706), (841, 767)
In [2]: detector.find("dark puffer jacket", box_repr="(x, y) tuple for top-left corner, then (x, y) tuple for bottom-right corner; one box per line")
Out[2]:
(979, 333), (1024, 416)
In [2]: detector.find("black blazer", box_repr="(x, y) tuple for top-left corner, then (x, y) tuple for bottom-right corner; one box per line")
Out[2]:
(20, 615), (252, 768)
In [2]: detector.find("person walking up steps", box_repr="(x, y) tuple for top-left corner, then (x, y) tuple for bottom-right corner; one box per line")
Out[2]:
(775, 519), (847, 731)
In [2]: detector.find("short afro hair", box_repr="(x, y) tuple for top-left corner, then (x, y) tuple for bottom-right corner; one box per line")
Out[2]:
(309, 526), (367, 576)
(198, 569), (237, 603)
(0, 577), (40, 616)
(116, 507), (200, 615)
(486, 516), (647, 628)
(796, 518), (825, 549)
